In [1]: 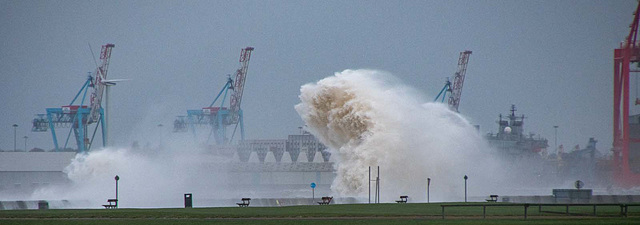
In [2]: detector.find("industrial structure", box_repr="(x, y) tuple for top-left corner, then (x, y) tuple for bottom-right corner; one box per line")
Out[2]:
(31, 44), (115, 153)
(434, 50), (472, 112)
(223, 131), (333, 199)
(613, 2), (640, 188)
(167, 47), (336, 195)
(557, 138), (608, 183)
(0, 152), (76, 199)
(173, 47), (254, 146)
(236, 131), (330, 163)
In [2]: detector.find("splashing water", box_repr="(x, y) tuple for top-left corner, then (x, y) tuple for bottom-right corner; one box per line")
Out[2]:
(29, 69), (499, 206)
(30, 146), (232, 208)
(296, 69), (495, 202)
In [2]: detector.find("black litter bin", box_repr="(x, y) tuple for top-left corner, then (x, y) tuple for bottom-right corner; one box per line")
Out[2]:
(184, 193), (192, 208)
(38, 201), (49, 210)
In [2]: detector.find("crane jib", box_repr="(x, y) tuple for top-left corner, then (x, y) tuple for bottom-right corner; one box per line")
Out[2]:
(89, 44), (115, 123)
(447, 50), (472, 112)
(229, 47), (254, 124)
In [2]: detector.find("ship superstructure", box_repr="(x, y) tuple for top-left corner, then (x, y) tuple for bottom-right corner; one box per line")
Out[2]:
(486, 105), (549, 157)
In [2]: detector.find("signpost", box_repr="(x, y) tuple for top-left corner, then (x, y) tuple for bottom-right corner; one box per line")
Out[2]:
(311, 182), (316, 201)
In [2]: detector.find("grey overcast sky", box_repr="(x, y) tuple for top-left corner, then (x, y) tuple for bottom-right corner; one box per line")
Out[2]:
(0, 0), (636, 153)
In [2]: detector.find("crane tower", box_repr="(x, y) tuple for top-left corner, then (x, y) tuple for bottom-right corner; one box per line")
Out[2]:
(32, 44), (115, 153)
(174, 47), (254, 146)
(613, 2), (640, 188)
(448, 50), (472, 112)
(434, 50), (472, 112)
(90, 44), (115, 123)
(229, 47), (253, 124)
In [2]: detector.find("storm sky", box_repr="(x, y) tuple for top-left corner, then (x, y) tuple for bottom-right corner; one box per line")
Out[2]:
(0, 0), (635, 153)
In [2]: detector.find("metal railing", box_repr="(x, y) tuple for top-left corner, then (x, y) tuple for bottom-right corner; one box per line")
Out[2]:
(440, 203), (640, 219)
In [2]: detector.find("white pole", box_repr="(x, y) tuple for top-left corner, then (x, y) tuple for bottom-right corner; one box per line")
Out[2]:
(101, 79), (129, 148)
(105, 85), (110, 147)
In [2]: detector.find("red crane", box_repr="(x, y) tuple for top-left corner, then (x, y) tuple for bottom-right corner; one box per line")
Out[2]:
(229, 47), (254, 124)
(613, 2), (640, 188)
(448, 50), (472, 112)
(89, 44), (115, 123)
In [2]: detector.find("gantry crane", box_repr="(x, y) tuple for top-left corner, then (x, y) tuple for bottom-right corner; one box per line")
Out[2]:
(434, 50), (472, 112)
(613, 2), (640, 188)
(173, 47), (254, 146)
(32, 44), (115, 153)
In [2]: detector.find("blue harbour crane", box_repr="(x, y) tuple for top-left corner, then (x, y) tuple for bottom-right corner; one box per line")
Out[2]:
(173, 47), (254, 146)
(32, 44), (115, 153)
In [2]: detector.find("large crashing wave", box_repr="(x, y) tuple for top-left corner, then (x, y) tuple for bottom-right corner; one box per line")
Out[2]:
(295, 69), (493, 202)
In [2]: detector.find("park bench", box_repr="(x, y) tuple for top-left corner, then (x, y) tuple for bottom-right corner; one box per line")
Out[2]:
(237, 198), (251, 207)
(486, 195), (498, 202)
(396, 195), (408, 203)
(102, 199), (118, 209)
(317, 196), (333, 205)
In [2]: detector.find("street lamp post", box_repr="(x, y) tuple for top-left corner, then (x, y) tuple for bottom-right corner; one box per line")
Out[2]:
(12, 124), (18, 151)
(23, 136), (28, 151)
(115, 175), (120, 204)
(464, 175), (468, 202)
(553, 125), (559, 154)
(427, 177), (431, 203)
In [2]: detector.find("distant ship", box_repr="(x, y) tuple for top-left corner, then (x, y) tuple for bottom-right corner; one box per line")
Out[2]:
(486, 105), (549, 157)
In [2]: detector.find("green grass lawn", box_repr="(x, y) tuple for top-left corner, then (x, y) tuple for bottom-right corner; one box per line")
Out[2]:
(0, 203), (638, 225)
(0, 219), (639, 225)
